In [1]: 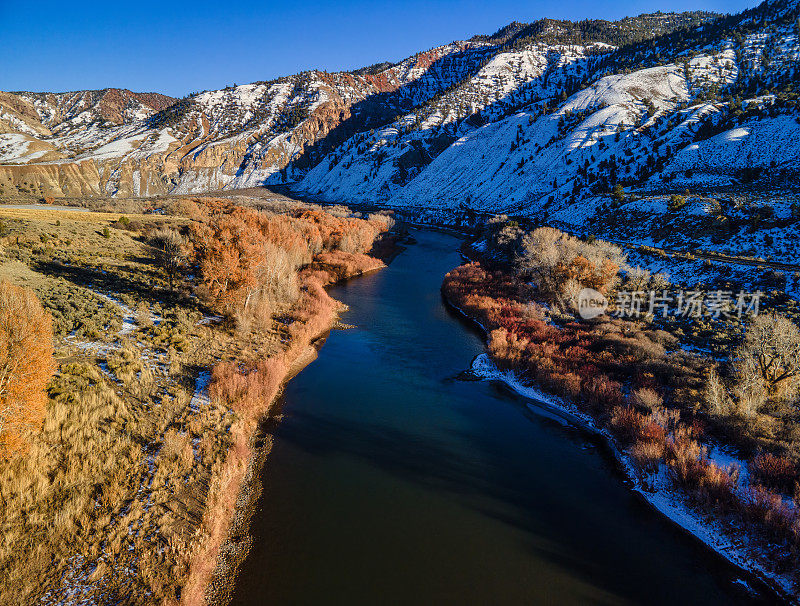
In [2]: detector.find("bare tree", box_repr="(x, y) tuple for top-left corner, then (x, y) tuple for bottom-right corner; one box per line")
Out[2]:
(149, 228), (186, 288)
(623, 266), (670, 293)
(733, 312), (800, 404)
(516, 226), (567, 293)
(485, 215), (524, 256)
(704, 365), (734, 415)
(516, 227), (625, 304)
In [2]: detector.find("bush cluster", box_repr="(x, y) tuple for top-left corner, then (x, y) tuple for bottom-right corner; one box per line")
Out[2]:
(185, 198), (392, 330)
(443, 262), (800, 561)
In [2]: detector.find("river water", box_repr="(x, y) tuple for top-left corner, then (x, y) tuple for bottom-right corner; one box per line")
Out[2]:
(233, 229), (764, 605)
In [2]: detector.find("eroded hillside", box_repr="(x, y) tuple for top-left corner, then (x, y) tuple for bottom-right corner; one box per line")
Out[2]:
(0, 1), (798, 222)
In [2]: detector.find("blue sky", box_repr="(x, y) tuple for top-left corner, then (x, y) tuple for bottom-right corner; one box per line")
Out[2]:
(0, 0), (757, 97)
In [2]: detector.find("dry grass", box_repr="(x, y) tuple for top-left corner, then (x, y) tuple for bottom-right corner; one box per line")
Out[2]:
(0, 206), (174, 225)
(0, 195), (389, 605)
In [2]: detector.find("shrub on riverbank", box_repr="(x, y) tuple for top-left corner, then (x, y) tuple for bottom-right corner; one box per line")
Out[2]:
(0, 196), (392, 604)
(314, 250), (385, 282)
(749, 453), (799, 494)
(444, 262), (701, 415)
(516, 226), (624, 304)
(443, 260), (800, 576)
(186, 198), (391, 331)
(181, 201), (390, 605)
(210, 358), (288, 419)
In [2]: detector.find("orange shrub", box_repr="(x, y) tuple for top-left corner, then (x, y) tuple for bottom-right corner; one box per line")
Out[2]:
(665, 437), (738, 509)
(583, 375), (624, 410)
(189, 199), (390, 323)
(0, 282), (56, 457)
(442, 263), (678, 418)
(631, 439), (665, 473)
(209, 357), (287, 419)
(314, 251), (385, 282)
(610, 406), (646, 445)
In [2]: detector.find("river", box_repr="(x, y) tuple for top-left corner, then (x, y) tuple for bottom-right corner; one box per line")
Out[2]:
(233, 229), (766, 605)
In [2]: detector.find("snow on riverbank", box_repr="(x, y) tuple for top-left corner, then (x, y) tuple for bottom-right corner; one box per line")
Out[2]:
(470, 353), (796, 603)
(189, 371), (211, 412)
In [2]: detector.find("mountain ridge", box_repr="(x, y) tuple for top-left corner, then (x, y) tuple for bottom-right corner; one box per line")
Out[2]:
(0, 2), (797, 213)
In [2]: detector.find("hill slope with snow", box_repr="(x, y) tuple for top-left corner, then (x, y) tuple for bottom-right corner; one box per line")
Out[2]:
(0, 1), (798, 216)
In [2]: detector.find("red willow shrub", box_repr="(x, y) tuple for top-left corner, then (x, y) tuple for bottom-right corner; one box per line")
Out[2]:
(610, 406), (647, 445)
(665, 437), (738, 510)
(186, 352), (288, 606)
(442, 262), (683, 418)
(207, 268), (346, 419)
(314, 251), (385, 282)
(749, 453), (799, 494)
(742, 485), (800, 545)
(639, 420), (667, 444)
(630, 440), (666, 473)
(444, 261), (800, 561)
(583, 375), (625, 411)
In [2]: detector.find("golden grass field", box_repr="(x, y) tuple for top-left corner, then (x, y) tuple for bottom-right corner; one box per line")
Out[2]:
(0, 197), (391, 605)
(0, 202), (290, 604)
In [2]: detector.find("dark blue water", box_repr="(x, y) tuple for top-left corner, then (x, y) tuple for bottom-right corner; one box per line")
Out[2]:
(234, 229), (761, 605)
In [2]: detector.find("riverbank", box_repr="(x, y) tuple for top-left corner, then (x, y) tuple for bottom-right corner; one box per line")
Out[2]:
(442, 266), (799, 605)
(470, 352), (795, 604)
(181, 256), (387, 606)
(228, 227), (759, 605)
(0, 197), (392, 605)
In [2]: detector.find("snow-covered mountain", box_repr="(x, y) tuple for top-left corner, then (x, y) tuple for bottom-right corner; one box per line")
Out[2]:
(0, 89), (174, 159)
(298, 0), (800, 215)
(0, 0), (798, 214)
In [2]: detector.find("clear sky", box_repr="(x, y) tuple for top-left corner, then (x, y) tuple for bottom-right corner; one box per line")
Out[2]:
(0, 0), (757, 98)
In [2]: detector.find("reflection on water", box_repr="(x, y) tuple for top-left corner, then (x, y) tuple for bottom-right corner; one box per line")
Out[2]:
(233, 229), (762, 606)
